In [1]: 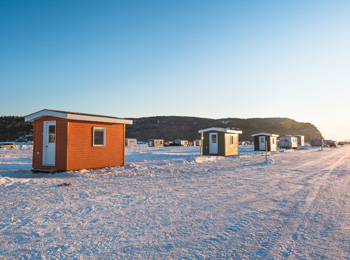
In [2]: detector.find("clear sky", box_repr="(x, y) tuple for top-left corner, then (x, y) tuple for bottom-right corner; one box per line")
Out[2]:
(1, 0), (349, 140)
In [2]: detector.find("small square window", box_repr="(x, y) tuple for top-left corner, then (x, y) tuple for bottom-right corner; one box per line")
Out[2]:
(93, 127), (105, 146)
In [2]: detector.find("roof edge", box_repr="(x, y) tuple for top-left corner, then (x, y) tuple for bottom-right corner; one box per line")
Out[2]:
(251, 133), (279, 137)
(24, 109), (133, 125)
(198, 127), (242, 134)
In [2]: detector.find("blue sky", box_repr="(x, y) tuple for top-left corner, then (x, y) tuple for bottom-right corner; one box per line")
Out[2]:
(1, 0), (349, 140)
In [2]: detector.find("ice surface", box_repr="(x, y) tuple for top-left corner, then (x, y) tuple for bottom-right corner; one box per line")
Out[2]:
(1, 144), (350, 259)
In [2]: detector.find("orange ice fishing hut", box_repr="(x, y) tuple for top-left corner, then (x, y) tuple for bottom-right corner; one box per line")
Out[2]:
(25, 109), (133, 172)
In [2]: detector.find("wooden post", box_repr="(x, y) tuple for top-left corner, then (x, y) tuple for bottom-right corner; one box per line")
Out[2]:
(200, 131), (203, 157)
(265, 140), (268, 161)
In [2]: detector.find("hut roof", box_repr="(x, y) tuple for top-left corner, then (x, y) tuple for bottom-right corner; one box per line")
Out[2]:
(198, 127), (242, 134)
(251, 133), (279, 137)
(25, 109), (133, 125)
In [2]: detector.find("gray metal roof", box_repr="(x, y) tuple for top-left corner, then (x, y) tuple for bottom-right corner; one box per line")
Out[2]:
(25, 109), (133, 124)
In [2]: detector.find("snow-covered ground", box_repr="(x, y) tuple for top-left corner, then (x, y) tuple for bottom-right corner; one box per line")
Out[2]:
(1, 144), (350, 259)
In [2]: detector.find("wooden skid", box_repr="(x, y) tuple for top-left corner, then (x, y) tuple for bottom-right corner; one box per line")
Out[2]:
(31, 168), (59, 174)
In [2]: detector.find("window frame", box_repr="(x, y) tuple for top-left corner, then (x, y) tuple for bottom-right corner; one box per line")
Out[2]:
(48, 125), (56, 144)
(211, 134), (217, 143)
(93, 127), (106, 147)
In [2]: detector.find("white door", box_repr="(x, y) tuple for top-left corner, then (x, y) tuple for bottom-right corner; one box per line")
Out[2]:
(259, 136), (266, 150)
(43, 121), (56, 166)
(209, 133), (218, 154)
(271, 137), (276, 150)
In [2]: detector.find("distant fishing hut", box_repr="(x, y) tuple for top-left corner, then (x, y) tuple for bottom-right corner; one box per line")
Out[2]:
(125, 138), (137, 147)
(294, 135), (305, 146)
(279, 135), (298, 149)
(252, 133), (279, 151)
(198, 127), (242, 156)
(148, 139), (164, 147)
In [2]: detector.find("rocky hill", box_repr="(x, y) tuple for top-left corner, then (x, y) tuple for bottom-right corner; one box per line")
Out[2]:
(126, 116), (323, 142)
(0, 116), (323, 142)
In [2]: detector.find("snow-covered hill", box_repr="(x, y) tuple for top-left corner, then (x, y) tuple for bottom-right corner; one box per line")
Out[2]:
(1, 145), (350, 259)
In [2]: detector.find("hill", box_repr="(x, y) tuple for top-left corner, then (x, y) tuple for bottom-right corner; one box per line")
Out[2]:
(0, 116), (322, 142)
(126, 116), (323, 142)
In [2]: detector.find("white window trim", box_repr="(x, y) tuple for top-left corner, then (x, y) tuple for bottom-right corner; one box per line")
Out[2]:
(93, 127), (106, 147)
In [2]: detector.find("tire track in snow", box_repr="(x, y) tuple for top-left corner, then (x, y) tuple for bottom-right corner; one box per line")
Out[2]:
(266, 148), (350, 258)
(302, 150), (350, 213)
(290, 149), (339, 171)
(198, 212), (258, 257)
(208, 212), (257, 241)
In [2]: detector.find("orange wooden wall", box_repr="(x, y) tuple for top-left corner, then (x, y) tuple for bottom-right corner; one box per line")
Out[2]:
(66, 120), (125, 170)
(32, 116), (125, 171)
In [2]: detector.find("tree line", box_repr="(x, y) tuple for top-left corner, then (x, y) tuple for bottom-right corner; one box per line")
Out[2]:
(0, 116), (33, 142)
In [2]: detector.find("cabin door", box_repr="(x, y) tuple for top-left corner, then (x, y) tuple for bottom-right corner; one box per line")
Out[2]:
(259, 136), (266, 150)
(209, 133), (218, 154)
(270, 137), (276, 150)
(43, 121), (56, 166)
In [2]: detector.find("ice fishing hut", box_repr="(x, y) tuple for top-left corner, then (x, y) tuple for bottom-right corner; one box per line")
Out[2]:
(279, 135), (298, 149)
(192, 139), (202, 146)
(148, 139), (164, 147)
(24, 109), (133, 172)
(125, 138), (137, 147)
(198, 127), (242, 156)
(310, 138), (324, 147)
(294, 135), (305, 146)
(252, 133), (279, 151)
(174, 139), (189, 146)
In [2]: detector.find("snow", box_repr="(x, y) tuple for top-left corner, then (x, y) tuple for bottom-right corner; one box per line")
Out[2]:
(1, 144), (350, 259)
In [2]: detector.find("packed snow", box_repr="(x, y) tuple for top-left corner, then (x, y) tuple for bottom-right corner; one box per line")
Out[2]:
(1, 144), (350, 259)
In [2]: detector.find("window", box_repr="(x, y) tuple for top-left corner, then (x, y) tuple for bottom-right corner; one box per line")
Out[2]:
(230, 135), (234, 145)
(272, 138), (275, 145)
(49, 125), (56, 143)
(212, 134), (217, 143)
(93, 127), (105, 146)
(260, 137), (264, 143)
